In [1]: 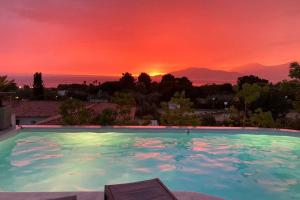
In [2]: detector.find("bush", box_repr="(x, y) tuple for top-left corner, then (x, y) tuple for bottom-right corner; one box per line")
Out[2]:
(97, 108), (116, 125)
(278, 117), (300, 130)
(200, 114), (216, 126)
(249, 108), (275, 128)
(59, 98), (90, 125)
(160, 92), (201, 126)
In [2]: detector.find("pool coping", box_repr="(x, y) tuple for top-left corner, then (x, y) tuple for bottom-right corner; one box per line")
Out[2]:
(0, 126), (21, 141)
(1, 125), (299, 142)
(0, 191), (223, 200)
(19, 125), (300, 133)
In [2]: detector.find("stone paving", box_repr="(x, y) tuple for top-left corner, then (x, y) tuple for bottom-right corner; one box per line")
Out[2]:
(0, 191), (223, 200)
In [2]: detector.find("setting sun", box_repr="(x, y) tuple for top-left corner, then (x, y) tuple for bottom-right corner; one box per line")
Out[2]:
(148, 71), (164, 77)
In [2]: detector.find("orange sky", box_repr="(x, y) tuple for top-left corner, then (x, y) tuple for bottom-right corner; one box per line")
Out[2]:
(1, 0), (300, 76)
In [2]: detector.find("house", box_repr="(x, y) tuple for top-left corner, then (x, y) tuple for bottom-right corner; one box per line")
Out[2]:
(13, 101), (136, 125)
(13, 101), (61, 125)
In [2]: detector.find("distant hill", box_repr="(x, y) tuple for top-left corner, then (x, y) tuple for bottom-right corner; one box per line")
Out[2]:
(156, 63), (291, 85)
(7, 62), (291, 87)
(153, 67), (242, 85)
(231, 62), (290, 83)
(8, 74), (118, 88)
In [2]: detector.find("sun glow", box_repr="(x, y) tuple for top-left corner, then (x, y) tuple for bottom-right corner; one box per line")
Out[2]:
(148, 71), (164, 76)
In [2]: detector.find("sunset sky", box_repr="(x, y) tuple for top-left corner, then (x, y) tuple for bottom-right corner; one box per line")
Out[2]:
(1, 0), (300, 76)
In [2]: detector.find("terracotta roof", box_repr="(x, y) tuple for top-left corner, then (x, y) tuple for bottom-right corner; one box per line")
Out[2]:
(87, 103), (117, 113)
(37, 102), (136, 125)
(14, 101), (60, 117)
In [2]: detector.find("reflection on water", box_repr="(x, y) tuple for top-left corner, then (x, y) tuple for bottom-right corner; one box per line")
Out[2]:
(0, 131), (299, 200)
(134, 152), (173, 160)
(134, 138), (166, 149)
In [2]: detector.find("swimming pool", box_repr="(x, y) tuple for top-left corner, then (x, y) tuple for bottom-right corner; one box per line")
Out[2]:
(0, 128), (299, 200)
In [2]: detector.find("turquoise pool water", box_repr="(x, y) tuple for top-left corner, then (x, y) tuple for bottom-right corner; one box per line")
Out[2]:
(0, 128), (300, 200)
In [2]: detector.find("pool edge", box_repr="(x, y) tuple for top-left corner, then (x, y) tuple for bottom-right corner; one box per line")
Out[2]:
(19, 125), (300, 133)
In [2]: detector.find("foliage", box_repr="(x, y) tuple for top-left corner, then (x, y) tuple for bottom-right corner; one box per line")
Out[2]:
(134, 92), (160, 118)
(237, 83), (262, 105)
(112, 92), (136, 124)
(278, 80), (300, 99)
(33, 72), (44, 100)
(293, 91), (300, 113)
(137, 72), (152, 93)
(99, 81), (121, 96)
(160, 91), (200, 126)
(138, 72), (151, 85)
(12, 69), (300, 129)
(159, 74), (194, 101)
(97, 108), (117, 125)
(59, 98), (90, 125)
(0, 76), (17, 106)
(159, 74), (176, 101)
(120, 72), (135, 90)
(196, 83), (234, 96)
(237, 75), (268, 89)
(112, 92), (135, 106)
(200, 114), (217, 126)
(0, 76), (17, 92)
(16, 85), (32, 100)
(284, 117), (300, 130)
(289, 62), (300, 80)
(249, 108), (275, 128)
(224, 106), (244, 126)
(254, 86), (290, 119)
(237, 83), (262, 126)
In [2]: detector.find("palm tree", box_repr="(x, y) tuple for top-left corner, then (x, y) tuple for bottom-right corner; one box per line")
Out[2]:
(0, 76), (17, 106)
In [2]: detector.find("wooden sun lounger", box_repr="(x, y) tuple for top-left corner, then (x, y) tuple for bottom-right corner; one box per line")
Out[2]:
(104, 178), (178, 200)
(48, 196), (77, 200)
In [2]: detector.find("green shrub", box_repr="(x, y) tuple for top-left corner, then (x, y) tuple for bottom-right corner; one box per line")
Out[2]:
(200, 114), (216, 126)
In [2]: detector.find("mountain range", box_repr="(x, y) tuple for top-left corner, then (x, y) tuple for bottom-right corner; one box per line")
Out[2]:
(7, 62), (291, 87)
(153, 62), (290, 85)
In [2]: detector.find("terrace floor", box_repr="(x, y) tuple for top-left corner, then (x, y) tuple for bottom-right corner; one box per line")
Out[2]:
(0, 191), (223, 200)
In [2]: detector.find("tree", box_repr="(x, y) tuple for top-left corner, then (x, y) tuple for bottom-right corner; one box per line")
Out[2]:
(254, 86), (289, 119)
(289, 62), (300, 80)
(237, 75), (268, 89)
(137, 72), (152, 94)
(175, 77), (193, 96)
(138, 72), (151, 86)
(200, 114), (217, 126)
(249, 108), (275, 128)
(59, 98), (90, 125)
(225, 106), (244, 126)
(293, 91), (300, 113)
(97, 108), (117, 125)
(33, 72), (44, 100)
(160, 91), (200, 126)
(161, 74), (175, 83)
(134, 92), (160, 118)
(119, 72), (135, 90)
(0, 76), (17, 92)
(237, 83), (262, 126)
(278, 80), (300, 99)
(159, 74), (177, 101)
(112, 92), (136, 124)
(99, 81), (121, 96)
(0, 76), (17, 106)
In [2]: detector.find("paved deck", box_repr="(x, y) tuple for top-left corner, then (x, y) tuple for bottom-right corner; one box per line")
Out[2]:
(0, 127), (19, 141)
(0, 191), (223, 200)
